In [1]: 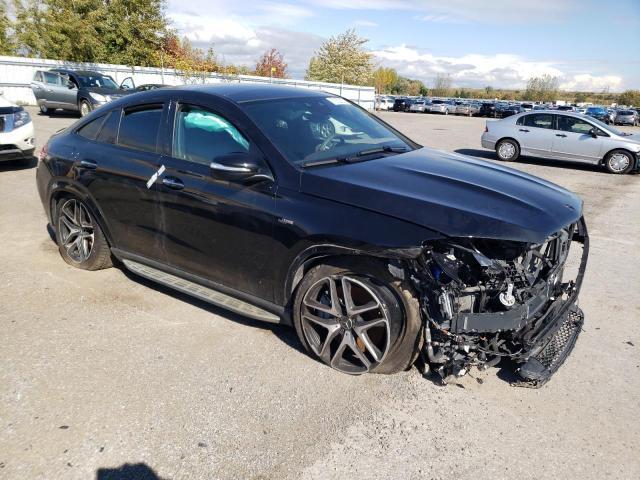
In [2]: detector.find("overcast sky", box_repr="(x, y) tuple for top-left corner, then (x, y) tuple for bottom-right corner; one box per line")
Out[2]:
(166, 0), (640, 92)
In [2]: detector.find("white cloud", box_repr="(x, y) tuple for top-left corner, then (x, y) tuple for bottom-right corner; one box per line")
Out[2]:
(371, 44), (623, 91)
(306, 0), (576, 23)
(560, 74), (623, 92)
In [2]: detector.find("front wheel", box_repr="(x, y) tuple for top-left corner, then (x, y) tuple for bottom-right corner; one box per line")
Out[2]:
(79, 100), (92, 117)
(293, 260), (421, 375)
(496, 138), (520, 161)
(604, 150), (633, 174)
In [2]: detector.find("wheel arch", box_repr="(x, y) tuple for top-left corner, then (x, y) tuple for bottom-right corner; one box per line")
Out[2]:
(283, 244), (418, 307)
(49, 181), (114, 246)
(601, 147), (638, 168)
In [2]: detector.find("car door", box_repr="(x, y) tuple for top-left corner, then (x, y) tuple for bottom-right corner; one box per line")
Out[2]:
(74, 104), (167, 260)
(515, 113), (556, 157)
(56, 73), (80, 110)
(39, 72), (63, 108)
(30, 71), (47, 104)
(551, 115), (604, 163)
(155, 100), (278, 301)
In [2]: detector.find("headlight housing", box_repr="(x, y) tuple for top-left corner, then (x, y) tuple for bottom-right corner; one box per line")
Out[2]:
(89, 92), (111, 103)
(12, 109), (31, 129)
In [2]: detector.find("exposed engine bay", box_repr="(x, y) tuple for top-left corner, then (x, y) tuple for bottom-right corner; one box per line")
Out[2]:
(403, 217), (589, 387)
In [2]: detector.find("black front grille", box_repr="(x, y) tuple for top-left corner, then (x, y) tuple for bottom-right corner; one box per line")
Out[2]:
(0, 144), (18, 151)
(515, 305), (584, 387)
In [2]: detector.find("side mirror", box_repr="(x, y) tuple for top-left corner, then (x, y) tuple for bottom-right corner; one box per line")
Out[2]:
(67, 81), (76, 90)
(210, 152), (271, 183)
(589, 128), (598, 138)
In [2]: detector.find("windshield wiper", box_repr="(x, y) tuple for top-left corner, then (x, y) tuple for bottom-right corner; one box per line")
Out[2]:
(301, 145), (408, 168)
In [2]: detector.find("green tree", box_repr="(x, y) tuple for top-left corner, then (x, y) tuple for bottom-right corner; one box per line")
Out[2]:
(431, 73), (452, 97)
(305, 29), (373, 85)
(372, 66), (398, 94)
(618, 90), (640, 107)
(98, 0), (168, 66)
(13, 0), (106, 62)
(523, 74), (559, 102)
(11, 0), (169, 65)
(0, 0), (15, 55)
(254, 48), (287, 78)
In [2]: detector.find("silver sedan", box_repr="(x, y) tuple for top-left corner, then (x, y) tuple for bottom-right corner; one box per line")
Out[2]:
(481, 111), (640, 174)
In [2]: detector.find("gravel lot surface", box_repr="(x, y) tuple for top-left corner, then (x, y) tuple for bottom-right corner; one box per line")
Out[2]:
(1, 107), (639, 480)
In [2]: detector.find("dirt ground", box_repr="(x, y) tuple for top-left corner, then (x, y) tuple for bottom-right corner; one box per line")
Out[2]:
(1, 107), (638, 479)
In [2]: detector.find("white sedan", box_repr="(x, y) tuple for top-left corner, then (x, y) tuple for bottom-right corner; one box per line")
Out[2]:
(0, 94), (36, 163)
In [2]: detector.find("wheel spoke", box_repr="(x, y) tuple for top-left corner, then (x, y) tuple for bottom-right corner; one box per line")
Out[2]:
(317, 326), (341, 362)
(303, 312), (339, 329)
(341, 277), (380, 316)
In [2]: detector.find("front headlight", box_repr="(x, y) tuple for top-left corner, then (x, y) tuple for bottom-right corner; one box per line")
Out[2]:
(89, 92), (111, 102)
(13, 109), (31, 128)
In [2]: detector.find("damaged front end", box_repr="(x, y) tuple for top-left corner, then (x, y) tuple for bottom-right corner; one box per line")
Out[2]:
(407, 217), (589, 387)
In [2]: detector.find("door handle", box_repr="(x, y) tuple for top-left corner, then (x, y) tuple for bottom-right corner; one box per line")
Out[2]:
(519, 129), (530, 132)
(79, 159), (97, 169)
(555, 134), (567, 137)
(162, 177), (184, 190)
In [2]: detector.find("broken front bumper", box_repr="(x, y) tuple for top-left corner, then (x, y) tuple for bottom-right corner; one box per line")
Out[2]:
(516, 304), (584, 387)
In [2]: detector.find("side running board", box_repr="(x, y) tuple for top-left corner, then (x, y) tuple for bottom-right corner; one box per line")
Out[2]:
(122, 259), (281, 323)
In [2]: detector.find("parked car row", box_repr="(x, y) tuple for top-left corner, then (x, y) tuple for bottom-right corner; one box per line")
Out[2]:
(377, 95), (640, 125)
(31, 68), (168, 117)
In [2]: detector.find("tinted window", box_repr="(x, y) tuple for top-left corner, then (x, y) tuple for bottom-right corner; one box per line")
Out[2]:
(523, 114), (554, 129)
(557, 116), (594, 134)
(43, 72), (60, 85)
(76, 115), (105, 140)
(76, 74), (119, 89)
(117, 106), (162, 152)
(173, 105), (249, 165)
(96, 110), (121, 144)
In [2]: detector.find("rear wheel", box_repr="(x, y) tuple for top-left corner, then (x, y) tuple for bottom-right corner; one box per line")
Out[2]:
(55, 197), (112, 270)
(293, 259), (421, 375)
(496, 138), (520, 161)
(604, 150), (633, 174)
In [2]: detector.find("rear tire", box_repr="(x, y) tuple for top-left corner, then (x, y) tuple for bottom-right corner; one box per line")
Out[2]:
(55, 197), (112, 270)
(293, 258), (421, 375)
(604, 150), (633, 174)
(495, 138), (520, 161)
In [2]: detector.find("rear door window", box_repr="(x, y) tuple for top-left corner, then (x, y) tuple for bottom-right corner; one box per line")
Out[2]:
(96, 110), (121, 144)
(117, 105), (163, 153)
(77, 115), (105, 140)
(522, 114), (554, 129)
(43, 72), (60, 85)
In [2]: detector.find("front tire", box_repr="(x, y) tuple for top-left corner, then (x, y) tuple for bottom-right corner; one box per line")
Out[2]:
(293, 259), (421, 375)
(55, 197), (112, 270)
(79, 100), (92, 117)
(604, 150), (633, 174)
(495, 138), (520, 161)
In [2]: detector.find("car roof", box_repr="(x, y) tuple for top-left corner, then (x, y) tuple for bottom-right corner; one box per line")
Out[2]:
(50, 68), (108, 76)
(167, 83), (332, 103)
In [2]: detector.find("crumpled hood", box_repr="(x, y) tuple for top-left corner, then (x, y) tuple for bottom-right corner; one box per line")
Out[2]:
(300, 147), (583, 243)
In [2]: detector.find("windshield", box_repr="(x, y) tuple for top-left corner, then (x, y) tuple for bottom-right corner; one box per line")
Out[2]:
(77, 74), (119, 89)
(243, 96), (413, 166)
(586, 107), (606, 114)
(431, 100), (444, 104)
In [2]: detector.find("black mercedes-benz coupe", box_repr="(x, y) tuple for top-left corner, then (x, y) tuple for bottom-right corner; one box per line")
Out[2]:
(36, 84), (588, 386)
